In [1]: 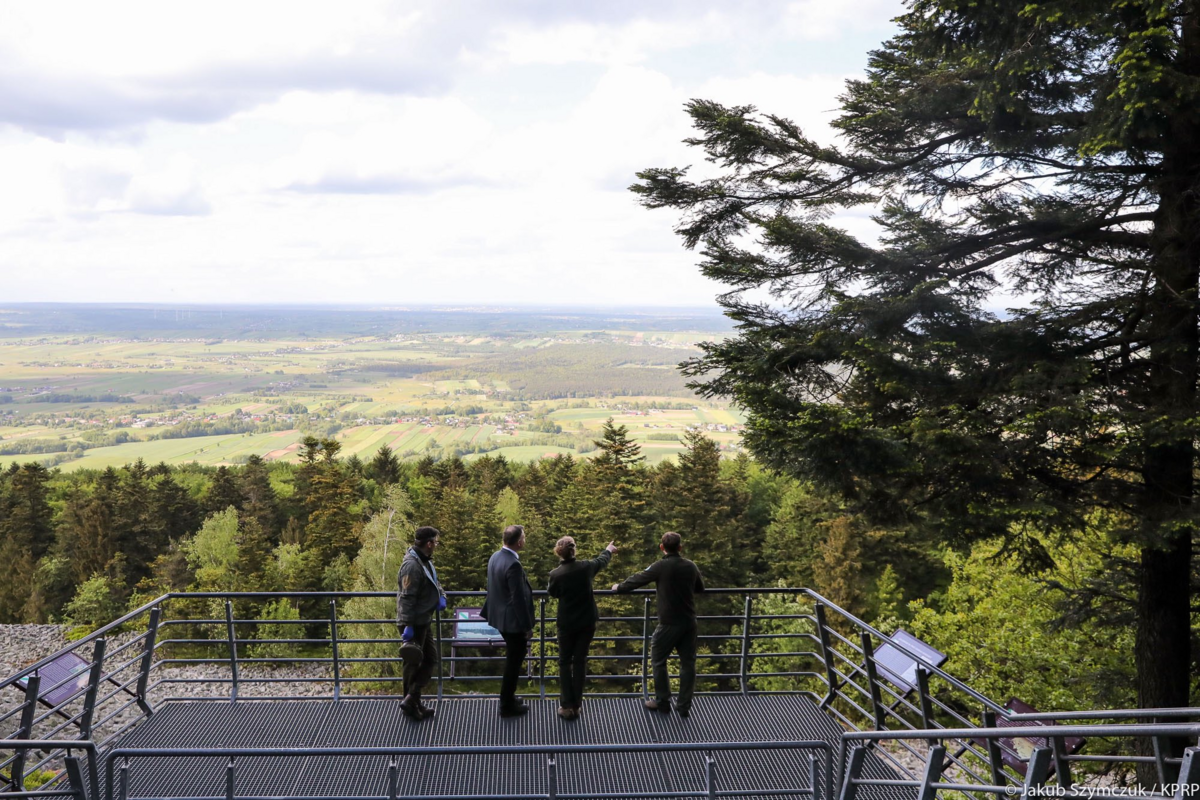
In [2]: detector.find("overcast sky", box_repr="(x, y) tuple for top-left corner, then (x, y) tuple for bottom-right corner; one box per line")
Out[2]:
(0, 1), (902, 307)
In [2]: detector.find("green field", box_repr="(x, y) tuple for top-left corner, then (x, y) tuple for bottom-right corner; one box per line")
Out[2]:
(0, 322), (745, 470)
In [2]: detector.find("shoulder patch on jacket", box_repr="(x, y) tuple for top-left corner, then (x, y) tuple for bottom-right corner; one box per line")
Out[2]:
(402, 574), (413, 590)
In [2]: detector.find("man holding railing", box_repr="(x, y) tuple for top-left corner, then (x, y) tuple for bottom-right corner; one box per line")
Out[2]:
(397, 525), (447, 720)
(612, 531), (705, 718)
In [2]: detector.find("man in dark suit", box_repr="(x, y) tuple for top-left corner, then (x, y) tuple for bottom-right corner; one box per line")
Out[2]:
(482, 524), (535, 717)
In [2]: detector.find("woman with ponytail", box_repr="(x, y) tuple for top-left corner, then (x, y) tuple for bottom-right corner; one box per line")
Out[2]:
(546, 536), (617, 720)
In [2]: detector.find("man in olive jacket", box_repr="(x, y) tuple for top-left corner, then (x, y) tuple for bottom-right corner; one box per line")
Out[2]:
(612, 531), (705, 717)
(482, 525), (534, 717)
(397, 526), (446, 720)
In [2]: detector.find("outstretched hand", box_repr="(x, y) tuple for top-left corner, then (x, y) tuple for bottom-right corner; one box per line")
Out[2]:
(605, 541), (618, 554)
(610, 583), (619, 591)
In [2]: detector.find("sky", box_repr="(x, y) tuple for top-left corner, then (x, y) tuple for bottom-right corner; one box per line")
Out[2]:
(0, 1), (903, 308)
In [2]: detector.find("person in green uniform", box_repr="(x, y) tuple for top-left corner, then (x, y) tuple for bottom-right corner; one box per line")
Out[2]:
(612, 531), (705, 718)
(396, 526), (446, 720)
(547, 536), (618, 720)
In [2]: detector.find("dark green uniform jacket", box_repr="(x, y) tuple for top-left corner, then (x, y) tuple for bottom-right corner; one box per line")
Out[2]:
(614, 552), (705, 625)
(547, 549), (612, 632)
(397, 547), (445, 627)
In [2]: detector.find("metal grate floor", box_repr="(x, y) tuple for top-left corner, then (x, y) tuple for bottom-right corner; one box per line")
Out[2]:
(107, 695), (912, 800)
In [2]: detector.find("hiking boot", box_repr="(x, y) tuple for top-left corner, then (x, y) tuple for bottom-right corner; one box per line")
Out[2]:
(557, 707), (576, 720)
(400, 695), (423, 720)
(643, 698), (671, 714)
(500, 704), (529, 718)
(417, 700), (436, 718)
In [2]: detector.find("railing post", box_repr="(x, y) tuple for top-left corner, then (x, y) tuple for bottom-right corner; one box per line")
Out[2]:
(1024, 747), (1052, 792)
(1173, 747), (1198, 800)
(539, 597), (547, 700)
(917, 744), (946, 800)
(329, 599), (342, 702)
(705, 755), (718, 800)
(1049, 735), (1071, 788)
(225, 600), (239, 703)
(387, 759), (399, 800)
(547, 755), (558, 800)
(117, 757), (129, 800)
(808, 751), (821, 800)
(739, 595), (752, 694)
(64, 754), (89, 800)
(136, 606), (161, 716)
(859, 633), (886, 730)
(225, 756), (236, 800)
(981, 709), (1005, 789)
(837, 745), (866, 800)
(435, 605), (444, 701)
(81, 638), (106, 800)
(814, 603), (839, 708)
(1153, 735), (1170, 786)
(915, 667), (935, 738)
(641, 597), (652, 702)
(11, 673), (39, 792)
(81, 638), (107, 739)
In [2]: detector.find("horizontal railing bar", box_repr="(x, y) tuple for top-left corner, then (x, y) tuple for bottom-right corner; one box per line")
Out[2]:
(804, 588), (1010, 714)
(88, 694), (143, 732)
(1007, 707), (1200, 721)
(107, 739), (831, 758)
(845, 722), (1200, 740)
(0, 596), (166, 692)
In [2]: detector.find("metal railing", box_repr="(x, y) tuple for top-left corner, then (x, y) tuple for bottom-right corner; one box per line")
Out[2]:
(101, 739), (833, 800)
(2, 587), (1198, 800)
(839, 726), (1200, 800)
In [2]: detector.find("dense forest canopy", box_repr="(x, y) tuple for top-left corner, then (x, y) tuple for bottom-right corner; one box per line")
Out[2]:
(633, 0), (1200, 715)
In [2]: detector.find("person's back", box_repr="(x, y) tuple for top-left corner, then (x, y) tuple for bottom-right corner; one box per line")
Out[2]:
(481, 524), (534, 717)
(547, 546), (612, 632)
(547, 537), (616, 719)
(612, 531), (704, 717)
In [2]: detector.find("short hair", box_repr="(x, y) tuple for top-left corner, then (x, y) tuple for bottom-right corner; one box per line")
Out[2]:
(554, 536), (576, 560)
(415, 526), (440, 545)
(502, 524), (525, 547)
(660, 531), (682, 553)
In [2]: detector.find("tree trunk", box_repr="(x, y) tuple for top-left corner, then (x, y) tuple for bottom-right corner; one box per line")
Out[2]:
(1138, 6), (1200, 763)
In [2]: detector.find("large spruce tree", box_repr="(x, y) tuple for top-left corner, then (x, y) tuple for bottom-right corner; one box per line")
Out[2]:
(634, 0), (1200, 711)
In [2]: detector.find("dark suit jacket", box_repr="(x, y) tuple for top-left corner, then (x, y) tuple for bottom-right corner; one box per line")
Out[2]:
(547, 549), (611, 632)
(482, 547), (534, 634)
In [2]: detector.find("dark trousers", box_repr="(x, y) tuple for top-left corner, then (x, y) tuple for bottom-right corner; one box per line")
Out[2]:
(650, 621), (697, 713)
(500, 631), (528, 709)
(557, 625), (595, 709)
(401, 624), (438, 698)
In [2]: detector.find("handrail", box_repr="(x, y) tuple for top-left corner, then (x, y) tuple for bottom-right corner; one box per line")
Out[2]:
(801, 587), (1008, 716)
(0, 595), (167, 691)
(843, 723), (1200, 740)
(104, 739), (833, 800)
(1005, 708), (1200, 721)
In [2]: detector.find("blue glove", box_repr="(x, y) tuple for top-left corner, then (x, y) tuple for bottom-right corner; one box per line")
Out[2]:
(401, 625), (414, 642)
(437, 595), (447, 611)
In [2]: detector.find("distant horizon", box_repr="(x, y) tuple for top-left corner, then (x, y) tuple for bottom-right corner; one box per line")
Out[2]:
(0, 300), (727, 314)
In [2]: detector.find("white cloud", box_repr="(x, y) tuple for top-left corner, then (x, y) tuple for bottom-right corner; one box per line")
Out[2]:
(0, 0), (905, 306)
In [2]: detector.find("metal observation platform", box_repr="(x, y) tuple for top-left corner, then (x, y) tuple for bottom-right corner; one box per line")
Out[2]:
(1, 588), (1197, 800)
